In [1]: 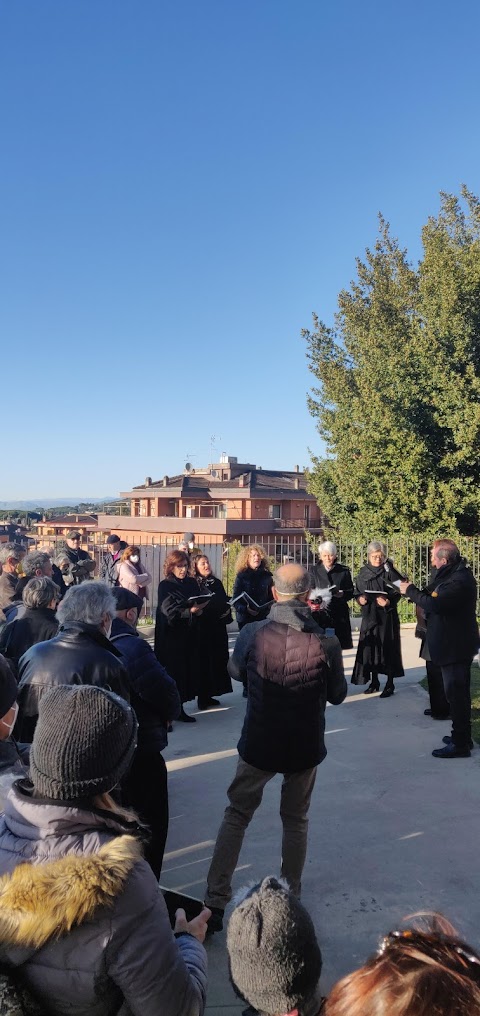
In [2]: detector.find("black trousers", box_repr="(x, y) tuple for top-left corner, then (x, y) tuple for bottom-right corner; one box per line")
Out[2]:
(440, 660), (472, 747)
(426, 661), (450, 718)
(122, 749), (169, 880)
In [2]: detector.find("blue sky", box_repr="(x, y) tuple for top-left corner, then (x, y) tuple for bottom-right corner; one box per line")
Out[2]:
(1, 0), (479, 499)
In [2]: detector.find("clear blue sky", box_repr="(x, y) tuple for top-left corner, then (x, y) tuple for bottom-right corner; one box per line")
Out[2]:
(1, 0), (479, 499)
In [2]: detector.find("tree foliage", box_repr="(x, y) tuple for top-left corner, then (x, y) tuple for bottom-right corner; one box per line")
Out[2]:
(304, 187), (480, 539)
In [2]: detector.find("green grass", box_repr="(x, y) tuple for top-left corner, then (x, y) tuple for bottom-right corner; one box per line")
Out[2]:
(421, 663), (480, 744)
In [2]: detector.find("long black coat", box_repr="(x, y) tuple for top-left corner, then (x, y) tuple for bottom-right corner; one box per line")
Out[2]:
(154, 575), (200, 704)
(405, 558), (478, 666)
(351, 560), (404, 684)
(196, 575), (233, 701)
(232, 567), (274, 629)
(308, 560), (354, 649)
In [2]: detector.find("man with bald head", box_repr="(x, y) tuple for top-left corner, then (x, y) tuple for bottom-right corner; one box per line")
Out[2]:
(204, 563), (347, 932)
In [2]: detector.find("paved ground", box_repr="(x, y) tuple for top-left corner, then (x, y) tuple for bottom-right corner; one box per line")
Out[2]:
(162, 628), (480, 1013)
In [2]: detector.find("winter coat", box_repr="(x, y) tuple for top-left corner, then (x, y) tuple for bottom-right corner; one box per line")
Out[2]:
(118, 560), (151, 598)
(110, 617), (181, 751)
(0, 573), (18, 611)
(351, 560), (404, 684)
(100, 552), (121, 587)
(307, 560), (354, 649)
(0, 785), (207, 1016)
(154, 576), (200, 704)
(16, 623), (130, 742)
(232, 566), (274, 629)
(229, 599), (347, 773)
(195, 575), (232, 701)
(0, 608), (58, 674)
(405, 558), (478, 666)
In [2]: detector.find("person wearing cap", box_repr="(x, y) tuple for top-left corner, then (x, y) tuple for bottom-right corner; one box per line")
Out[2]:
(110, 586), (181, 878)
(204, 564), (347, 933)
(0, 544), (24, 611)
(179, 533), (202, 570)
(0, 684), (210, 1016)
(61, 531), (95, 584)
(16, 581), (130, 742)
(100, 533), (123, 586)
(0, 655), (29, 810)
(227, 876), (324, 1016)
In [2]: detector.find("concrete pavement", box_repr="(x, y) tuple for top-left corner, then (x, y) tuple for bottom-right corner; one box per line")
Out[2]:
(162, 627), (480, 1013)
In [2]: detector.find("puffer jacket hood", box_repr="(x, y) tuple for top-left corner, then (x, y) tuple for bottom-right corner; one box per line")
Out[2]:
(0, 834), (141, 952)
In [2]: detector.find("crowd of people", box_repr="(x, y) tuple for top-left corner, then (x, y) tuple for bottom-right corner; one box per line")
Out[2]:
(0, 528), (478, 1016)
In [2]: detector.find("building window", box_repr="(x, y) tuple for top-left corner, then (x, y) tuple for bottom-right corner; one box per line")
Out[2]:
(269, 505), (281, 519)
(304, 504), (310, 524)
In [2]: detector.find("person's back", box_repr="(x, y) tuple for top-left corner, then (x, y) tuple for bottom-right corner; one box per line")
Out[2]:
(0, 576), (59, 673)
(238, 599), (346, 774)
(0, 684), (209, 1016)
(16, 583), (130, 741)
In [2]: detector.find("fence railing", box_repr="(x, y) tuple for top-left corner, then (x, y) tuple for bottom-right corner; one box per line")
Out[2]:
(30, 534), (480, 623)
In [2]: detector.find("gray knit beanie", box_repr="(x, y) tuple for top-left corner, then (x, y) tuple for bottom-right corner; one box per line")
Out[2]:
(30, 685), (137, 801)
(227, 876), (322, 1015)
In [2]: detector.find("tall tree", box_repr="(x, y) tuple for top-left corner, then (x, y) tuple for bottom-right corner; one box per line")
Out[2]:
(304, 188), (480, 538)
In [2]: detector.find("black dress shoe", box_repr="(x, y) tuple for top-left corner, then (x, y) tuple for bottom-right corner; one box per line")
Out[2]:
(205, 906), (224, 934)
(425, 707), (450, 719)
(432, 743), (471, 758)
(442, 735), (474, 749)
(197, 698), (221, 710)
(178, 709), (196, 723)
(379, 684), (394, 698)
(364, 683), (380, 694)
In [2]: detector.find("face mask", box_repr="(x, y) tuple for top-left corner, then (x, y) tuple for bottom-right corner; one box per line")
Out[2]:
(188, 543), (194, 550)
(130, 555), (139, 564)
(1, 702), (18, 736)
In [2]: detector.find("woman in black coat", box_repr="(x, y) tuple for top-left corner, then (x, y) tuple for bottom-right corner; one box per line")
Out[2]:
(232, 545), (274, 630)
(351, 541), (404, 697)
(194, 555), (233, 710)
(154, 550), (203, 723)
(308, 541), (354, 649)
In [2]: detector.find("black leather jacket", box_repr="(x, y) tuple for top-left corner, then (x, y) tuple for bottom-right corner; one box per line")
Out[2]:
(17, 622), (130, 741)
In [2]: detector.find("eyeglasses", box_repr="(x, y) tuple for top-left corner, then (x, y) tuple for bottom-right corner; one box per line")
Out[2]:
(379, 929), (480, 980)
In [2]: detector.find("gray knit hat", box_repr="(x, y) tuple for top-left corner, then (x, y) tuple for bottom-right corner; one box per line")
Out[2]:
(30, 685), (137, 801)
(227, 877), (322, 1016)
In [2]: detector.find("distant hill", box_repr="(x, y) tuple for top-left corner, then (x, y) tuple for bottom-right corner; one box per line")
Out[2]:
(0, 497), (116, 511)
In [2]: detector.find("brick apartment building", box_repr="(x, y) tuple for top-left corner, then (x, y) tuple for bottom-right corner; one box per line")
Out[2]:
(95, 454), (325, 556)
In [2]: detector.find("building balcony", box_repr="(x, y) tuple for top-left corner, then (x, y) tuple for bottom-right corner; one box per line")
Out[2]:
(96, 513), (324, 536)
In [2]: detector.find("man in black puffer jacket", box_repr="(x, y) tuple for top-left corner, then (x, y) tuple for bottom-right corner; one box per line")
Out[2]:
(204, 563), (347, 931)
(110, 587), (181, 878)
(16, 581), (130, 742)
(400, 539), (478, 759)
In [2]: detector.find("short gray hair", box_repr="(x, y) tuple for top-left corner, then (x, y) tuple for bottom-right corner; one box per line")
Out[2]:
(273, 566), (311, 596)
(319, 541), (337, 557)
(0, 543), (22, 565)
(367, 540), (387, 558)
(57, 581), (116, 628)
(22, 551), (52, 577)
(23, 576), (59, 610)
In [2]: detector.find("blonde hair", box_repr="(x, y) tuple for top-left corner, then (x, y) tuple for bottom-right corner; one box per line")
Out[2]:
(122, 545), (140, 563)
(235, 544), (270, 574)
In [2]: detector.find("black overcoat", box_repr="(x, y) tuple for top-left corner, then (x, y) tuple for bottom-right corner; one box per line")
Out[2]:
(351, 560), (404, 684)
(405, 558), (478, 666)
(232, 566), (273, 629)
(196, 575), (233, 700)
(154, 575), (200, 704)
(308, 560), (354, 649)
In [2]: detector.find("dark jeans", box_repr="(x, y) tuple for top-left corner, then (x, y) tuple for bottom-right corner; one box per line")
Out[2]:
(440, 660), (472, 747)
(122, 749), (169, 879)
(426, 661), (450, 717)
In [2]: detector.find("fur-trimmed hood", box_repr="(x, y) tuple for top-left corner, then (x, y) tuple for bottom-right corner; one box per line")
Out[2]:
(0, 834), (142, 950)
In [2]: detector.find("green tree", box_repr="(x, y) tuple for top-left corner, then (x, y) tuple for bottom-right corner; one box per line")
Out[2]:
(304, 188), (480, 538)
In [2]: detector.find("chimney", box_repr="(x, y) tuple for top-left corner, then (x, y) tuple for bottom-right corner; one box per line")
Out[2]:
(239, 475), (245, 487)
(294, 464), (299, 472)
(145, 476), (152, 487)
(162, 476), (169, 487)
